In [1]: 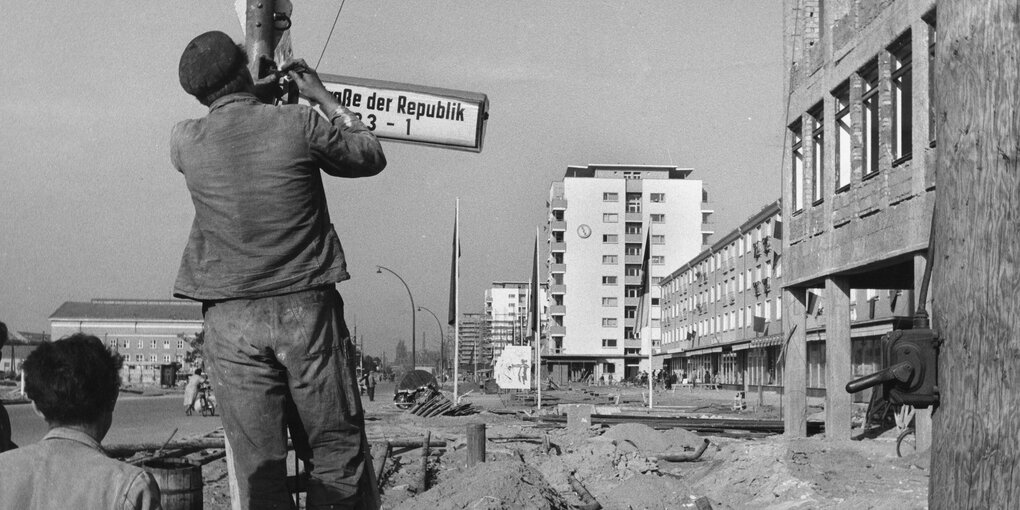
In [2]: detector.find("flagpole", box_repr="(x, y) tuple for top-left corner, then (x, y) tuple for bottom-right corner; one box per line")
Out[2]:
(535, 227), (542, 411)
(453, 199), (460, 400)
(646, 226), (654, 409)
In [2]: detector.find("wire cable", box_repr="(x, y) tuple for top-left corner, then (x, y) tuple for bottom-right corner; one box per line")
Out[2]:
(315, 0), (347, 71)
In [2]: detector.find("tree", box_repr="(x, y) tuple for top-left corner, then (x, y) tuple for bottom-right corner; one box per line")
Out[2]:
(930, 3), (1020, 507)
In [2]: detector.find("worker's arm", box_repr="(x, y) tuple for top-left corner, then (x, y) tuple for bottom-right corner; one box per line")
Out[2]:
(287, 60), (387, 178)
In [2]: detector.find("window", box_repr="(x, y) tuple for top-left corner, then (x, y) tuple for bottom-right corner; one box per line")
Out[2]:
(603, 213), (619, 223)
(650, 214), (665, 223)
(602, 297), (618, 307)
(625, 193), (642, 213)
(625, 223), (642, 235)
(603, 192), (619, 202)
(651, 297), (660, 306)
(625, 286), (640, 298)
(603, 234), (618, 243)
(651, 255), (664, 265)
(810, 105), (824, 203)
(860, 61), (880, 177)
(791, 122), (804, 211)
(163, 340), (171, 349)
(890, 32), (912, 162)
(624, 308), (636, 319)
(602, 318), (618, 327)
(135, 354), (143, 362)
(163, 355), (171, 363)
(834, 83), (852, 191)
(122, 340), (129, 349)
(602, 254), (618, 264)
(650, 193), (665, 203)
(651, 234), (665, 245)
(602, 276), (618, 285)
(149, 355), (158, 363)
(602, 338), (617, 348)
(177, 340), (185, 349)
(151, 340), (157, 349)
(625, 244), (641, 256)
(623, 171), (641, 179)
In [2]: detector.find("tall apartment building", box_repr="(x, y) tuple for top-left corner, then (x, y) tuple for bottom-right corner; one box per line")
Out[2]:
(456, 312), (487, 374)
(545, 164), (710, 385)
(49, 299), (203, 384)
(659, 201), (784, 389)
(483, 281), (548, 362)
(781, 0), (937, 438)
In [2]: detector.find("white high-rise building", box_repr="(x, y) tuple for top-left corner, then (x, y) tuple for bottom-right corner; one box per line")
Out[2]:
(484, 281), (548, 362)
(545, 164), (711, 384)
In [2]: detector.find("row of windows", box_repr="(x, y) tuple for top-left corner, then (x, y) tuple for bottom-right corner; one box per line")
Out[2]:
(660, 215), (781, 293)
(108, 339), (187, 350)
(601, 254), (665, 265)
(603, 234), (665, 244)
(662, 299), (782, 343)
(602, 213), (666, 223)
(602, 192), (666, 203)
(128, 354), (183, 363)
(791, 18), (935, 212)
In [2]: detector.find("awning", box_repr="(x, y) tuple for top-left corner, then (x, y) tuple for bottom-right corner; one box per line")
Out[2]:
(686, 345), (723, 355)
(731, 342), (752, 351)
(750, 333), (785, 348)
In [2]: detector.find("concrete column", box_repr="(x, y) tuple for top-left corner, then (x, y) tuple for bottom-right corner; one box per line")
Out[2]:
(783, 287), (808, 437)
(824, 276), (852, 440)
(913, 253), (933, 451)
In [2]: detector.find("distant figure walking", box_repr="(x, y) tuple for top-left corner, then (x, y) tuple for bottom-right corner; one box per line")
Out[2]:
(0, 334), (162, 509)
(365, 371), (377, 402)
(183, 368), (205, 415)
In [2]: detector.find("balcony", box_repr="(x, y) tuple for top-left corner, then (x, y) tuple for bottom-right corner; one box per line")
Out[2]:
(550, 220), (566, 231)
(624, 233), (643, 244)
(550, 241), (566, 252)
(548, 325), (566, 336)
(753, 281), (762, 296)
(624, 275), (642, 285)
(624, 338), (642, 349)
(550, 198), (567, 210)
(548, 305), (566, 315)
(762, 277), (772, 294)
(549, 263), (566, 273)
(549, 284), (566, 294)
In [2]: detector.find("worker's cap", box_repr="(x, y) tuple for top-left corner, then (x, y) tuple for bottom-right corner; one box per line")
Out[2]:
(178, 31), (246, 98)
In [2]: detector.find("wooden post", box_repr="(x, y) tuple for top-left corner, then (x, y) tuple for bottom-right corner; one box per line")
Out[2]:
(467, 423), (486, 467)
(782, 287), (808, 437)
(824, 277), (851, 440)
(930, 2), (1020, 507)
(244, 0), (275, 79)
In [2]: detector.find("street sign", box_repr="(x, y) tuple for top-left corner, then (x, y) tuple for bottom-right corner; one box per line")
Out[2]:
(319, 74), (489, 152)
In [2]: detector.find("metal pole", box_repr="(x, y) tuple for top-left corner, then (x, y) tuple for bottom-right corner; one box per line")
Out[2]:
(244, 0), (276, 80)
(377, 266), (416, 368)
(418, 306), (445, 380)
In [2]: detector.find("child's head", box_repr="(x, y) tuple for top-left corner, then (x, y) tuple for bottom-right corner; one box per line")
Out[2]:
(23, 333), (123, 428)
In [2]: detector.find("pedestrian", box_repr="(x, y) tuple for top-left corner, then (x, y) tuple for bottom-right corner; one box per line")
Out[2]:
(183, 368), (204, 416)
(0, 334), (162, 509)
(366, 371), (377, 402)
(171, 31), (386, 508)
(0, 321), (15, 453)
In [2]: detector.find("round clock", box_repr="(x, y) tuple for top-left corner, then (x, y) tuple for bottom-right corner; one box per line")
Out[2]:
(577, 224), (592, 238)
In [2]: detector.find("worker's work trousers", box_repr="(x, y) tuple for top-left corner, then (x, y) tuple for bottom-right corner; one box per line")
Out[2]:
(203, 286), (367, 510)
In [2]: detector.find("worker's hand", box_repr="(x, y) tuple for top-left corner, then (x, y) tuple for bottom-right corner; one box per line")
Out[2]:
(281, 59), (333, 106)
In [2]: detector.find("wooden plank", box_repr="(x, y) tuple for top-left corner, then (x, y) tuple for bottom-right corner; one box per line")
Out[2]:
(931, 3), (1020, 508)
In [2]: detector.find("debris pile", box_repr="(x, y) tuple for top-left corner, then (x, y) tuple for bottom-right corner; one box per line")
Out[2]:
(404, 388), (478, 417)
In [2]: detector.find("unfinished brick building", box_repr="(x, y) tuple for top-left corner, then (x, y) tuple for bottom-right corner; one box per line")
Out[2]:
(780, 0), (937, 441)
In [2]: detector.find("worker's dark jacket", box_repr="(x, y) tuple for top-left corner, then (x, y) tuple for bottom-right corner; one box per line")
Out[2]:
(170, 93), (386, 300)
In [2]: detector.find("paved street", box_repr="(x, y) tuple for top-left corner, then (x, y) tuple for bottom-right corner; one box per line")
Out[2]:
(7, 393), (224, 447)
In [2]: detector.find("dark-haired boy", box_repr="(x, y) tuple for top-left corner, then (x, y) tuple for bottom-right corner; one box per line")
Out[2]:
(0, 333), (162, 510)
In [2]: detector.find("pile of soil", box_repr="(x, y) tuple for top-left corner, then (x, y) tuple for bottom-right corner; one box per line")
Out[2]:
(394, 460), (568, 510)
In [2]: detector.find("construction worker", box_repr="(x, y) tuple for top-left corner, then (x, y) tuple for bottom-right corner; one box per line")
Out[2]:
(172, 31), (386, 508)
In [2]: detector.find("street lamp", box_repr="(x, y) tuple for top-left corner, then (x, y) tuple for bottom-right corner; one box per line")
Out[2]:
(377, 265), (416, 368)
(418, 305), (445, 378)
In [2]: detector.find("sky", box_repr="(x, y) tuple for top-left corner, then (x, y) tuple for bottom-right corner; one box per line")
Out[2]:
(1, 1), (785, 359)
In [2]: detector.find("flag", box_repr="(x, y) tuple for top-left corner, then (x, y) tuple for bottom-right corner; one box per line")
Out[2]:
(633, 229), (652, 339)
(448, 207), (460, 326)
(806, 291), (819, 315)
(529, 230), (540, 335)
(752, 315), (766, 333)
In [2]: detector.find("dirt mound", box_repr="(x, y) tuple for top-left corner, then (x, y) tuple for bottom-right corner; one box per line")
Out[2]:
(599, 422), (703, 454)
(394, 459), (569, 510)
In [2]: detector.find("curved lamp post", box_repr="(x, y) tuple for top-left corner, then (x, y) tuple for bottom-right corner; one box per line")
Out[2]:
(418, 305), (445, 377)
(377, 265), (416, 368)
